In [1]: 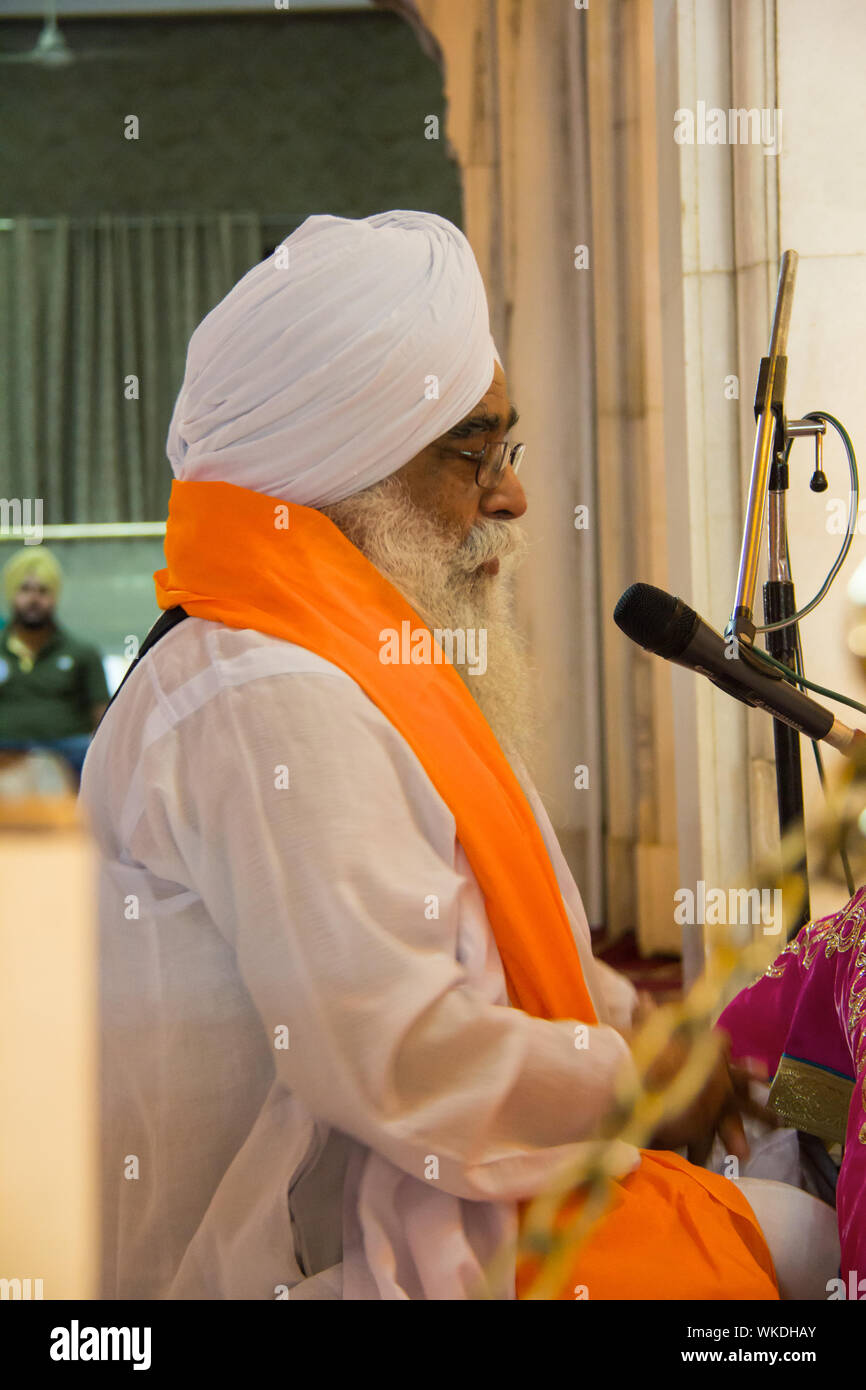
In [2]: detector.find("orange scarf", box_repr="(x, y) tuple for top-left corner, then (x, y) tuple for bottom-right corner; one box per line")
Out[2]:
(155, 477), (779, 1300)
(155, 478), (598, 1024)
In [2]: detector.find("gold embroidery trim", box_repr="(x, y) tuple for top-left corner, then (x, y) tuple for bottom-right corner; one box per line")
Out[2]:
(758, 890), (866, 1070)
(768, 1055), (854, 1145)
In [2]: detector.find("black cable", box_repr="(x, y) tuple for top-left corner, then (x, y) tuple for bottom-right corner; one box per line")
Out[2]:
(753, 642), (866, 718)
(754, 413), (859, 635)
(777, 529), (858, 897)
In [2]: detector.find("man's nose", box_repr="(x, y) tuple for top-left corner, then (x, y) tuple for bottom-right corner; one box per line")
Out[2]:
(479, 465), (527, 520)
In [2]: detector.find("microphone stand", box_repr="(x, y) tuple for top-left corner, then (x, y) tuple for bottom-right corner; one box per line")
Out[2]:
(728, 251), (818, 937)
(763, 435), (811, 935)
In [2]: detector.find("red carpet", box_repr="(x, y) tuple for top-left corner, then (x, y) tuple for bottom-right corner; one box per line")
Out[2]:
(594, 930), (682, 1003)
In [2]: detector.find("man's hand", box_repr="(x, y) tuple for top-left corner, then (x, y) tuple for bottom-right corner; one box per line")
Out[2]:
(623, 992), (779, 1166)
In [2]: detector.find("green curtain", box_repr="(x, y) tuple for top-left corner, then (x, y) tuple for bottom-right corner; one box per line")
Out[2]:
(0, 213), (265, 523)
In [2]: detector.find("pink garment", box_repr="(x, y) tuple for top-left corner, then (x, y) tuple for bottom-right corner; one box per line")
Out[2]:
(718, 887), (866, 1285)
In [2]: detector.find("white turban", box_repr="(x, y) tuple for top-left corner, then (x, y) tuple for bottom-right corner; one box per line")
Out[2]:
(166, 210), (498, 508)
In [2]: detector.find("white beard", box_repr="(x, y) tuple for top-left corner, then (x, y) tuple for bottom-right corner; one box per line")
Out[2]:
(319, 474), (537, 772)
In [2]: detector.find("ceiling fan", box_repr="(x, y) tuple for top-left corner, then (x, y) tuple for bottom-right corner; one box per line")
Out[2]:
(0, 0), (153, 67)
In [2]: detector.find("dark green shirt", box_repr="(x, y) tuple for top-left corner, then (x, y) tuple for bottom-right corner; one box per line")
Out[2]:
(0, 622), (110, 741)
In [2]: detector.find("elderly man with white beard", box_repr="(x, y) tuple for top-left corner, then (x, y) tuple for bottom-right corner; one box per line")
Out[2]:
(81, 210), (838, 1302)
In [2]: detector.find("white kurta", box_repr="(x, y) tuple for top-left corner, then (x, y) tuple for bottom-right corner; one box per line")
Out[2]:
(80, 617), (642, 1300)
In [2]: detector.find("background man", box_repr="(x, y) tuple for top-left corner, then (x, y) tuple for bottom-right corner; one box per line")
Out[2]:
(0, 547), (109, 788)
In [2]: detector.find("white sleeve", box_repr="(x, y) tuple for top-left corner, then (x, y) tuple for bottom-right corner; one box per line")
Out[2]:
(591, 958), (640, 1035)
(516, 776), (640, 1034)
(151, 668), (639, 1202)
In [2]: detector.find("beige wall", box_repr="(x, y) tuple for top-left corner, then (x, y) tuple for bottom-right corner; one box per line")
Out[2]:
(403, 0), (683, 948)
(776, 0), (866, 922)
(587, 0), (681, 953)
(392, 0), (866, 964)
(654, 0), (775, 980)
(655, 0), (866, 979)
(410, 0), (609, 925)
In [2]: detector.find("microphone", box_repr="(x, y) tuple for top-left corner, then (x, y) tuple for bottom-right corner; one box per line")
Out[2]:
(613, 582), (866, 757)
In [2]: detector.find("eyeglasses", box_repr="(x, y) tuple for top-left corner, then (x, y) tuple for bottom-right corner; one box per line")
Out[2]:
(451, 440), (526, 490)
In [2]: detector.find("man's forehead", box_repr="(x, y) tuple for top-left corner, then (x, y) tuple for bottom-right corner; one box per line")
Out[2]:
(482, 361), (508, 406)
(449, 367), (518, 434)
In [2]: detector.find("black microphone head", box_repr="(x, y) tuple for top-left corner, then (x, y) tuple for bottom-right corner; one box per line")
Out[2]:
(613, 582), (699, 659)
